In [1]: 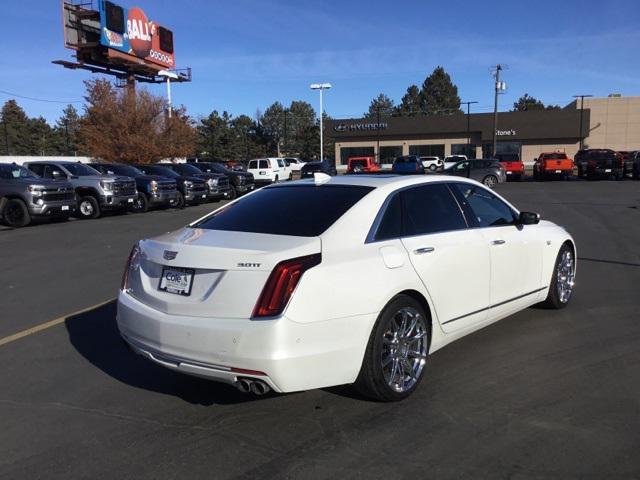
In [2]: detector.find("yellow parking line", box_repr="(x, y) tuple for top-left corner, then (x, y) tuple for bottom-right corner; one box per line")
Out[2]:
(0, 298), (115, 348)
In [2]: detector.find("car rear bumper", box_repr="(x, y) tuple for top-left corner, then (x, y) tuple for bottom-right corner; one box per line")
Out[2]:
(117, 291), (374, 393)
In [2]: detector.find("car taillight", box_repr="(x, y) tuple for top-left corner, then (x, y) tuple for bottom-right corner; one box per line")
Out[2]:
(121, 244), (141, 291)
(252, 253), (321, 318)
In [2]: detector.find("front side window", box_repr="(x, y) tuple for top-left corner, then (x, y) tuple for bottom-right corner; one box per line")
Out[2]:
(454, 161), (470, 171)
(401, 184), (467, 236)
(452, 183), (516, 227)
(277, 159), (285, 167)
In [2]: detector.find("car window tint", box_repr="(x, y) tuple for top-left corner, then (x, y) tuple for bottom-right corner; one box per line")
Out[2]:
(453, 183), (515, 227)
(193, 185), (374, 237)
(28, 164), (44, 176)
(401, 184), (467, 236)
(259, 160), (269, 169)
(248, 160), (257, 169)
(374, 193), (402, 241)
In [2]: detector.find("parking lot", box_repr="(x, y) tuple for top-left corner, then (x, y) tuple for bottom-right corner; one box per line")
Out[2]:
(1, 180), (640, 479)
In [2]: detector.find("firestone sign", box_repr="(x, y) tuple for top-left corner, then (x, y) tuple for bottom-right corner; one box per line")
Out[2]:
(334, 122), (388, 132)
(496, 129), (517, 136)
(99, 2), (175, 68)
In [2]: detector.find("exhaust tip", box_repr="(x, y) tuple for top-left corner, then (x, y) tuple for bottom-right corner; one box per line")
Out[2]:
(235, 378), (252, 394)
(250, 380), (271, 396)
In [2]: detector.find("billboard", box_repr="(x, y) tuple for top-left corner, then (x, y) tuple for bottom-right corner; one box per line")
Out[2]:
(98, 1), (175, 69)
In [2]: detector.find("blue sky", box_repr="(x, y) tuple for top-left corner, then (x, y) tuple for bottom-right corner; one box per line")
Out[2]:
(1, 0), (639, 123)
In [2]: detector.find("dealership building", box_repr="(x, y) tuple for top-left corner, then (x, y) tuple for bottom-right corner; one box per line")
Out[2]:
(327, 96), (640, 167)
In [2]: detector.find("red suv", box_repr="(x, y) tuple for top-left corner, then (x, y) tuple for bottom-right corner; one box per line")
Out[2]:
(347, 156), (381, 174)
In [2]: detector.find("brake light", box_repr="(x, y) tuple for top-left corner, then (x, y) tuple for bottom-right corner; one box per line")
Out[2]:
(121, 244), (141, 291)
(252, 253), (321, 318)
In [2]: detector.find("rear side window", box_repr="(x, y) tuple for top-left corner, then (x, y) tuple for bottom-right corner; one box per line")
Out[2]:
(374, 194), (402, 241)
(259, 160), (269, 169)
(248, 160), (257, 169)
(193, 185), (374, 237)
(401, 184), (467, 236)
(452, 183), (516, 227)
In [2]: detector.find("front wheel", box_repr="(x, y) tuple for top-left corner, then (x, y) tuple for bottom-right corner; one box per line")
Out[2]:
(273, 175), (279, 184)
(355, 295), (430, 402)
(132, 193), (148, 213)
(3, 199), (31, 227)
(175, 192), (185, 209)
(227, 185), (237, 200)
(77, 196), (100, 219)
(482, 175), (498, 188)
(542, 244), (575, 309)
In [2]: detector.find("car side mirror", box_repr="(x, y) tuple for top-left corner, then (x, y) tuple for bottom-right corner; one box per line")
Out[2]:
(518, 211), (540, 225)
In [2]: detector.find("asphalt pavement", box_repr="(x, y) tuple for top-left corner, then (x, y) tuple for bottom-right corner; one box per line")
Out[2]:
(1, 180), (639, 479)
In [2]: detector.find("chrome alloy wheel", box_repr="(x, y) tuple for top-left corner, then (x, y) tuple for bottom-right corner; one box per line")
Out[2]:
(556, 249), (575, 303)
(80, 200), (94, 216)
(381, 307), (428, 393)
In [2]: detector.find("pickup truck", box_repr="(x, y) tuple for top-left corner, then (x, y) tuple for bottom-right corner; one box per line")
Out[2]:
(189, 162), (255, 199)
(347, 156), (381, 174)
(586, 150), (624, 180)
(24, 160), (137, 219)
(91, 163), (179, 212)
(494, 153), (524, 181)
(533, 152), (574, 180)
(0, 163), (76, 227)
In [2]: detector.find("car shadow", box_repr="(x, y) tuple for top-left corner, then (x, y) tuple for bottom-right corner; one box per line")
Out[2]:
(64, 300), (262, 406)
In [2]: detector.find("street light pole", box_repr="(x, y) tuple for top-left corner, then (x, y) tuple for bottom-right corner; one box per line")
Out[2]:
(461, 100), (478, 156)
(491, 64), (504, 157)
(310, 83), (332, 161)
(158, 70), (179, 119)
(573, 94), (593, 150)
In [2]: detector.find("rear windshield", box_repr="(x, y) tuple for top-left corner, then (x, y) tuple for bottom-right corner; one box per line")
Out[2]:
(542, 153), (568, 160)
(193, 185), (374, 236)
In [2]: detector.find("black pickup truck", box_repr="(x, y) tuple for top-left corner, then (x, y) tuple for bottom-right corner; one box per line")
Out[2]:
(189, 162), (254, 199)
(135, 164), (208, 207)
(582, 150), (624, 180)
(91, 163), (179, 212)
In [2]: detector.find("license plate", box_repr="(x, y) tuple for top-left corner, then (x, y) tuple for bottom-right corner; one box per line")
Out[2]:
(555, 170), (561, 173)
(605, 169), (612, 173)
(259, 171), (266, 175)
(61, 205), (69, 211)
(159, 267), (194, 296)
(506, 171), (512, 175)
(128, 198), (134, 203)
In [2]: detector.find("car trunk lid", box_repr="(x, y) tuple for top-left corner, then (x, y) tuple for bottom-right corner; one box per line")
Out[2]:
(127, 228), (321, 318)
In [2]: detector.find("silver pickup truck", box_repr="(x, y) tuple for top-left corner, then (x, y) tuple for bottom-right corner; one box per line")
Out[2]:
(0, 163), (76, 227)
(24, 161), (137, 219)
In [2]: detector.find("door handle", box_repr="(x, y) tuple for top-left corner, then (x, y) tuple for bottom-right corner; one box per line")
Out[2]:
(490, 240), (506, 245)
(414, 247), (435, 255)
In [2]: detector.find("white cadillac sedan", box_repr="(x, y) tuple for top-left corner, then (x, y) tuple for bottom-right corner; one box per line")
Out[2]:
(117, 174), (576, 401)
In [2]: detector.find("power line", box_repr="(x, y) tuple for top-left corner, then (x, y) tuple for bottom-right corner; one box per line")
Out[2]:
(0, 88), (83, 104)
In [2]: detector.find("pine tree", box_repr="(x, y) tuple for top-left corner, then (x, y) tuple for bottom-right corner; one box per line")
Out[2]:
(420, 66), (462, 115)
(396, 85), (422, 116)
(364, 93), (395, 119)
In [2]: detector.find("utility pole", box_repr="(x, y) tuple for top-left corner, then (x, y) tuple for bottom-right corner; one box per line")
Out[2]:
(376, 105), (380, 163)
(491, 64), (507, 157)
(461, 101), (478, 156)
(283, 108), (288, 155)
(573, 94), (593, 150)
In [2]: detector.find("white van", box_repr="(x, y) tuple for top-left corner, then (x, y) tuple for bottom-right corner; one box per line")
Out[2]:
(247, 158), (292, 184)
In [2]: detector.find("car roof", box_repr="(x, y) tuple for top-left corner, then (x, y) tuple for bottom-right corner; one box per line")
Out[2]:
(276, 174), (481, 191)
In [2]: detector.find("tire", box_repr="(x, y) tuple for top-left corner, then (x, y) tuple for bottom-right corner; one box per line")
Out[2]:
(482, 175), (498, 188)
(429, 164), (436, 172)
(2, 199), (31, 227)
(273, 175), (279, 184)
(227, 185), (237, 200)
(77, 196), (100, 219)
(175, 192), (185, 209)
(288, 173), (293, 181)
(355, 294), (430, 402)
(542, 243), (575, 309)
(132, 193), (148, 213)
